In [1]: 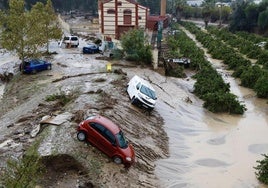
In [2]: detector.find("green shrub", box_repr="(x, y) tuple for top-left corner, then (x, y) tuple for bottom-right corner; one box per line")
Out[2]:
(167, 66), (186, 78)
(240, 65), (262, 88)
(111, 49), (124, 60)
(203, 92), (246, 114)
(255, 154), (268, 185)
(120, 29), (152, 64)
(254, 72), (268, 98)
(45, 92), (74, 106)
(0, 141), (44, 187)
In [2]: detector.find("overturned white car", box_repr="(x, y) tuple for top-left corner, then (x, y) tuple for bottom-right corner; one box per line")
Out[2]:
(126, 75), (157, 110)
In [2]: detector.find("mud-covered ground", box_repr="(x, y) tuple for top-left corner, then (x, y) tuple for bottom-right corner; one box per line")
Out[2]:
(0, 42), (170, 187)
(1, 16), (268, 188)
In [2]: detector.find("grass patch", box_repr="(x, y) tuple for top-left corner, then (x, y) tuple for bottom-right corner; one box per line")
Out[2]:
(0, 139), (45, 187)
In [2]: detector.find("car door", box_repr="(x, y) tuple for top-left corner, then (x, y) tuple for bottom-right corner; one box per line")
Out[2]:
(88, 122), (105, 148)
(101, 129), (117, 157)
(38, 60), (46, 70)
(32, 60), (41, 71)
(89, 123), (117, 157)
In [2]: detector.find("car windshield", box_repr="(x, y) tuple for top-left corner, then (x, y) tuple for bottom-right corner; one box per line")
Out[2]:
(115, 131), (128, 149)
(140, 85), (156, 99)
(87, 44), (96, 47)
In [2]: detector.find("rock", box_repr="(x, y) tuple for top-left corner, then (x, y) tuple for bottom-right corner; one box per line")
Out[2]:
(30, 124), (41, 138)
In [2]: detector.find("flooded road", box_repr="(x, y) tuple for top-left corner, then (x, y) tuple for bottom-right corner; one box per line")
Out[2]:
(151, 30), (268, 187)
(124, 65), (267, 187)
(0, 17), (267, 187)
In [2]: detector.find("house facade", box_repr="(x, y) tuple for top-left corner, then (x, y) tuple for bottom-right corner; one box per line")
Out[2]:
(98, 0), (149, 39)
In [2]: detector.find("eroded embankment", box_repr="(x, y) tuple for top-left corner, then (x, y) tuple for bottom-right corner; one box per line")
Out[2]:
(0, 64), (169, 187)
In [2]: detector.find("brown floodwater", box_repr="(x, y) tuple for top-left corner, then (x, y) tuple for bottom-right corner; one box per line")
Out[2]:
(150, 55), (268, 187)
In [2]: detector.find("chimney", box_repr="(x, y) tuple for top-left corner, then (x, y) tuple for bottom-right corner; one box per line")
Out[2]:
(160, 0), (166, 16)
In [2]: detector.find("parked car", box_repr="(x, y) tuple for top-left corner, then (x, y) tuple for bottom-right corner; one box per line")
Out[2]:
(256, 41), (267, 48)
(77, 115), (135, 167)
(82, 43), (100, 54)
(62, 35), (79, 48)
(126, 75), (157, 110)
(20, 59), (52, 74)
(167, 57), (191, 68)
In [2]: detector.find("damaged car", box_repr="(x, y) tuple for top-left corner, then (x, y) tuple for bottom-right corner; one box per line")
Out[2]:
(77, 115), (135, 167)
(126, 75), (157, 111)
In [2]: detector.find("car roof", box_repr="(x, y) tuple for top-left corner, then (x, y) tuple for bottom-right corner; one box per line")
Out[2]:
(132, 75), (155, 91)
(87, 115), (120, 134)
(86, 43), (97, 46)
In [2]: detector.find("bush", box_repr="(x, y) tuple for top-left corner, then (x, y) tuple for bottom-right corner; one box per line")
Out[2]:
(240, 65), (262, 88)
(254, 72), (268, 98)
(45, 91), (74, 106)
(203, 92), (246, 114)
(120, 29), (152, 65)
(255, 154), (268, 185)
(167, 66), (186, 78)
(0, 141), (44, 187)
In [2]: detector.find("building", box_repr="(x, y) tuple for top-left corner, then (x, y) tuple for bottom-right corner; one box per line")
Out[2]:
(98, 0), (149, 39)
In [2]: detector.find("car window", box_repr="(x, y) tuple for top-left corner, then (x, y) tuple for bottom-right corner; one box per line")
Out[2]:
(64, 37), (69, 40)
(32, 60), (40, 65)
(39, 60), (46, 64)
(71, 37), (78, 41)
(90, 123), (116, 144)
(104, 129), (116, 144)
(140, 85), (156, 99)
(115, 131), (128, 149)
(90, 123), (105, 135)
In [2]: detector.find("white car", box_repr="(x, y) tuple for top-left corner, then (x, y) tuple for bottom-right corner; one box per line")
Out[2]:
(126, 75), (157, 110)
(62, 35), (79, 48)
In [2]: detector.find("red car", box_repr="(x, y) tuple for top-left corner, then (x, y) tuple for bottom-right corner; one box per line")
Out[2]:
(77, 115), (135, 167)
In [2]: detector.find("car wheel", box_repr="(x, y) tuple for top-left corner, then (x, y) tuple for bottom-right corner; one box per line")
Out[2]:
(77, 131), (87, 141)
(113, 156), (123, 164)
(47, 65), (52, 70)
(131, 96), (136, 104)
(32, 69), (37, 74)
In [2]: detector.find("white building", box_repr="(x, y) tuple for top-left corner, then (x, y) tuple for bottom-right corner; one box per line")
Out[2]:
(98, 0), (149, 39)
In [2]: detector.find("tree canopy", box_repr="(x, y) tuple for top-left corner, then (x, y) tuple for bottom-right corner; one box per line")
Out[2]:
(0, 0), (62, 62)
(120, 29), (152, 65)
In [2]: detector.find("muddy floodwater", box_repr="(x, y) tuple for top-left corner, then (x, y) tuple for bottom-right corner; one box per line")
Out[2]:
(0, 17), (268, 187)
(148, 63), (268, 187)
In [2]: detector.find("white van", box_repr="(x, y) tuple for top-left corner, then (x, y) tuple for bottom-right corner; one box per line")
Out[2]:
(62, 35), (79, 48)
(126, 75), (157, 110)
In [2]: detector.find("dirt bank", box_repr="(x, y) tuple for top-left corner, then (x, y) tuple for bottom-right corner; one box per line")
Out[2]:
(0, 46), (169, 187)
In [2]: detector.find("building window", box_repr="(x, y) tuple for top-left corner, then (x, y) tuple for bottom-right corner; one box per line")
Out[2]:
(123, 9), (132, 15)
(117, 1), (122, 6)
(107, 9), (115, 14)
(139, 16), (142, 20)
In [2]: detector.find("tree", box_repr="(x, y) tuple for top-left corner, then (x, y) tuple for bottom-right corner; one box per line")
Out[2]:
(0, 0), (31, 62)
(201, 0), (214, 28)
(120, 29), (152, 65)
(255, 154), (268, 185)
(254, 72), (268, 98)
(0, 0), (62, 64)
(229, 2), (246, 31)
(240, 65), (262, 88)
(31, 0), (62, 54)
(258, 9), (268, 31)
